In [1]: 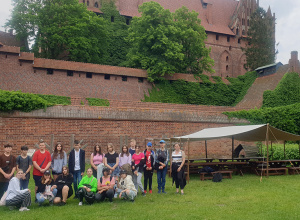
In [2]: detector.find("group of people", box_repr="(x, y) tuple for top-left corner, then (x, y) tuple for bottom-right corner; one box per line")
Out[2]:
(0, 139), (186, 211)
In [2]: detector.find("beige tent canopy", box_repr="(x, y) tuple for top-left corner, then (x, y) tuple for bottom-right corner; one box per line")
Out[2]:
(169, 124), (300, 178)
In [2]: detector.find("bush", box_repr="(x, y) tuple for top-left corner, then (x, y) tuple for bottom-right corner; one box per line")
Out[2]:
(259, 143), (300, 160)
(0, 90), (49, 112)
(262, 72), (300, 108)
(224, 103), (300, 135)
(86, 98), (110, 106)
(143, 71), (257, 106)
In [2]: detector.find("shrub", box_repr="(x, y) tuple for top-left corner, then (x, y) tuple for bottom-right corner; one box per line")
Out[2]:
(259, 143), (300, 160)
(86, 98), (110, 106)
(37, 94), (71, 105)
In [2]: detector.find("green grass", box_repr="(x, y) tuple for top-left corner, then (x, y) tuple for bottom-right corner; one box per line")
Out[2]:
(86, 98), (110, 106)
(1, 172), (300, 219)
(37, 94), (71, 105)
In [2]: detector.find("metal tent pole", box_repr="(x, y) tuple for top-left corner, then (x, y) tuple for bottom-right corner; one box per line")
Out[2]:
(266, 124), (270, 178)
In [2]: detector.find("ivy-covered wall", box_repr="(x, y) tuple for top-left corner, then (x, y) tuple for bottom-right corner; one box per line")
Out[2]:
(143, 71), (257, 106)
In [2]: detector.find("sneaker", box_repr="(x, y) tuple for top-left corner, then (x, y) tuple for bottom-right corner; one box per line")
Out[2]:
(181, 192), (184, 195)
(142, 192), (146, 196)
(19, 207), (25, 212)
(130, 200), (135, 203)
(144, 190), (147, 194)
(59, 201), (66, 206)
(162, 191), (167, 194)
(158, 190), (161, 194)
(149, 190), (152, 194)
(175, 192), (179, 194)
(23, 207), (30, 211)
(114, 193), (118, 198)
(78, 202), (83, 206)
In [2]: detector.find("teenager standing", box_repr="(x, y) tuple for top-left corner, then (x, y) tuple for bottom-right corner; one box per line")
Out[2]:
(131, 146), (145, 195)
(155, 140), (169, 194)
(16, 145), (32, 190)
(51, 142), (67, 181)
(68, 140), (85, 198)
(143, 142), (155, 194)
(171, 143), (186, 195)
(0, 144), (16, 198)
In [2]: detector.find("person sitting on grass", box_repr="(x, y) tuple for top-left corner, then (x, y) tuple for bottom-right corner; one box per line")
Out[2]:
(53, 166), (73, 206)
(5, 169), (31, 211)
(36, 170), (57, 206)
(77, 168), (97, 206)
(118, 170), (137, 202)
(95, 167), (115, 203)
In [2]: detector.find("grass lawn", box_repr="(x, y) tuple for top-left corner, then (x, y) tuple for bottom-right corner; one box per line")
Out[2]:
(1, 173), (300, 220)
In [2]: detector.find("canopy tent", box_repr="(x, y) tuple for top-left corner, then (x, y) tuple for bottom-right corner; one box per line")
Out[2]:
(169, 124), (300, 179)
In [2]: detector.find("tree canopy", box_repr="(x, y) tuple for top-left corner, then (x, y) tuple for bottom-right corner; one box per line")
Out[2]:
(125, 2), (214, 82)
(244, 7), (276, 71)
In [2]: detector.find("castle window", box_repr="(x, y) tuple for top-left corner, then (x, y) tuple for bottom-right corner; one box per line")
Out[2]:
(94, 2), (98, 8)
(226, 65), (229, 71)
(83, 0), (85, 3)
(242, 19), (245, 25)
(229, 46), (232, 51)
(238, 38), (241, 44)
(247, 19), (250, 26)
(47, 69), (53, 75)
(87, 0), (89, 6)
(111, 16), (114, 22)
(104, 74), (110, 80)
(86, 72), (92, 78)
(236, 28), (239, 36)
(138, 77), (144, 83)
(202, 3), (207, 8)
(226, 56), (229, 62)
(227, 36), (230, 42)
(126, 18), (130, 25)
(122, 76), (127, 81)
(67, 70), (73, 77)
(216, 35), (219, 41)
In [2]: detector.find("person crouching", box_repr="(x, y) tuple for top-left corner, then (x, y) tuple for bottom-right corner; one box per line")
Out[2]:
(95, 167), (115, 203)
(118, 170), (137, 202)
(77, 168), (97, 205)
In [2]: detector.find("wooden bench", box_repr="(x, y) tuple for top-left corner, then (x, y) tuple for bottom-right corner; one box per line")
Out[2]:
(257, 167), (287, 176)
(200, 170), (233, 181)
(288, 167), (300, 175)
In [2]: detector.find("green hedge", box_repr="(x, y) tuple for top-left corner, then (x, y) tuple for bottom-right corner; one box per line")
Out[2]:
(0, 90), (49, 112)
(143, 71), (257, 106)
(86, 98), (110, 107)
(224, 103), (300, 135)
(37, 94), (71, 105)
(259, 143), (300, 160)
(263, 72), (300, 108)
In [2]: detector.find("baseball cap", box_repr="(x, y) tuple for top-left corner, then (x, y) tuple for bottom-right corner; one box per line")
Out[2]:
(159, 140), (165, 143)
(147, 142), (152, 147)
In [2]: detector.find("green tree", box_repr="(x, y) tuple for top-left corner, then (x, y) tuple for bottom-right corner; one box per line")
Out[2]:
(125, 2), (213, 81)
(36, 0), (108, 63)
(5, 0), (42, 51)
(244, 7), (276, 70)
(100, 0), (130, 66)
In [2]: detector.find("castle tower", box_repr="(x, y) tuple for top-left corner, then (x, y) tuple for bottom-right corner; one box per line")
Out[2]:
(289, 51), (300, 73)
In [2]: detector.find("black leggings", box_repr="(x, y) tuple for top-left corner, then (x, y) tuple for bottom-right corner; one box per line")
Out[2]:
(172, 163), (185, 189)
(144, 170), (153, 190)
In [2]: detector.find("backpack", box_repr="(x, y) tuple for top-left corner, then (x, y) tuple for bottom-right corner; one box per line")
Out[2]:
(199, 166), (215, 173)
(212, 172), (223, 182)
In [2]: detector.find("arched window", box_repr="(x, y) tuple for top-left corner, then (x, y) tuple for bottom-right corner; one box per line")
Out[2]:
(236, 28), (239, 36)
(87, 0), (89, 6)
(226, 56), (229, 62)
(83, 0), (85, 3)
(94, 2), (98, 8)
(226, 65), (229, 71)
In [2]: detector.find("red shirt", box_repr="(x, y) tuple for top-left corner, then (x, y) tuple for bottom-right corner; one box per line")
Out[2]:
(32, 150), (51, 176)
(132, 153), (144, 165)
(145, 151), (151, 168)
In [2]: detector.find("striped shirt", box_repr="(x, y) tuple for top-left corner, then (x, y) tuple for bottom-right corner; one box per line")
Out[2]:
(172, 151), (183, 163)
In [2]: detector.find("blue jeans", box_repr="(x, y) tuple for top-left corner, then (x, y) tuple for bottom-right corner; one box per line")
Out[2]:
(36, 188), (57, 205)
(72, 170), (82, 196)
(20, 179), (29, 190)
(157, 166), (167, 191)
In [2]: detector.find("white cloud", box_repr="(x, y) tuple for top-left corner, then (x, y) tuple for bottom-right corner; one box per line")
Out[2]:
(0, 0), (13, 32)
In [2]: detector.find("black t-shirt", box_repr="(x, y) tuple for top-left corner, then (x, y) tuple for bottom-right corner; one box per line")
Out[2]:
(105, 152), (118, 164)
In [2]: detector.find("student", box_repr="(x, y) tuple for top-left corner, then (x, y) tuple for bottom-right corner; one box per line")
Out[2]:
(0, 144), (17, 199)
(131, 146), (145, 195)
(155, 140), (169, 194)
(68, 140), (85, 198)
(36, 170), (57, 206)
(171, 143), (186, 195)
(5, 169), (31, 211)
(119, 146), (132, 176)
(104, 143), (119, 178)
(118, 170), (137, 202)
(143, 142), (155, 194)
(16, 145), (32, 190)
(95, 167), (115, 203)
(53, 166), (74, 206)
(90, 144), (104, 180)
(51, 142), (67, 181)
(128, 139), (136, 156)
(32, 140), (52, 197)
(77, 168), (97, 205)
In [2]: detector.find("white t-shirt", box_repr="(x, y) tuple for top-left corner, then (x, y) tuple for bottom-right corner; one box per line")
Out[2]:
(74, 149), (80, 171)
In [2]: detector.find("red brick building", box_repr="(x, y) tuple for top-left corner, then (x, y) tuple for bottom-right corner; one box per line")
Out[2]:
(79, 0), (275, 77)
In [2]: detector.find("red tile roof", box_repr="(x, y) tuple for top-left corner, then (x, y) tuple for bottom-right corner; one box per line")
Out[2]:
(0, 45), (20, 54)
(19, 52), (34, 61)
(118, 0), (238, 35)
(33, 58), (148, 78)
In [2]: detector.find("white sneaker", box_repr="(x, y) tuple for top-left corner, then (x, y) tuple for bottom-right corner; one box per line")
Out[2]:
(19, 207), (25, 212)
(23, 207), (30, 211)
(78, 202), (83, 206)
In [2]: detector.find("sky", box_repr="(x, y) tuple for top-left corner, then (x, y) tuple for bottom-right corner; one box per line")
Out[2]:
(0, 0), (299, 64)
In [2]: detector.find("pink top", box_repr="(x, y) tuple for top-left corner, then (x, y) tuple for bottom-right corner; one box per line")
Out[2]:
(92, 153), (104, 165)
(132, 153), (144, 165)
(98, 176), (115, 187)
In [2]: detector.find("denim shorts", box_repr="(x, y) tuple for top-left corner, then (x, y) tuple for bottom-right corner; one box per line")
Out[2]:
(108, 163), (119, 177)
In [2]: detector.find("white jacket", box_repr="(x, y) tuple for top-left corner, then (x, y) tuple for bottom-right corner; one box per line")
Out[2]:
(119, 175), (137, 194)
(6, 177), (28, 201)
